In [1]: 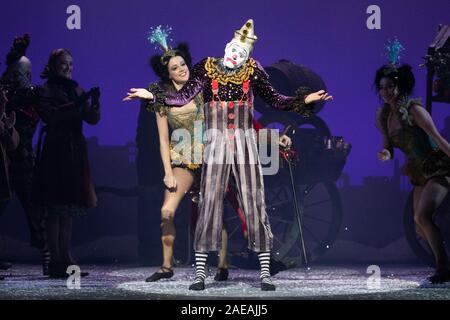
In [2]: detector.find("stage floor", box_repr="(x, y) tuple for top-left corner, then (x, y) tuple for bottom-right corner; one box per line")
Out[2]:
(0, 264), (449, 300)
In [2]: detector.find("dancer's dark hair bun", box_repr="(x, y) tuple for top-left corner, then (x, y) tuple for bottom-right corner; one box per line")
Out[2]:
(374, 63), (415, 96)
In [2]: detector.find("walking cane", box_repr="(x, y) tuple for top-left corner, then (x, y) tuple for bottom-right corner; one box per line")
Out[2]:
(280, 127), (309, 266)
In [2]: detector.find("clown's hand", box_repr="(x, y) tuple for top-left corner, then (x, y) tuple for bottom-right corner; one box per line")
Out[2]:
(279, 134), (292, 148)
(377, 149), (391, 162)
(123, 88), (154, 101)
(305, 90), (333, 104)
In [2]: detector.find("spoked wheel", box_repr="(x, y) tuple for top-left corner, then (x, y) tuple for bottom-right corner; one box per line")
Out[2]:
(270, 180), (343, 265)
(403, 189), (450, 267)
(224, 178), (343, 266)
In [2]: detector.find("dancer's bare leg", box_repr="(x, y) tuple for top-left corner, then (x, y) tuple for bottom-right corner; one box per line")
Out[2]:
(146, 167), (194, 281)
(414, 178), (450, 282)
(413, 187), (426, 239)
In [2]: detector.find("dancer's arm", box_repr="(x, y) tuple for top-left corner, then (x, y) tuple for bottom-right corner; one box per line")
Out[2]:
(155, 112), (177, 189)
(375, 108), (393, 161)
(410, 103), (450, 158)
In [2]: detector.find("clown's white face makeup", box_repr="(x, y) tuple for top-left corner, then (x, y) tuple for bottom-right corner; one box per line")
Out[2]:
(223, 42), (249, 69)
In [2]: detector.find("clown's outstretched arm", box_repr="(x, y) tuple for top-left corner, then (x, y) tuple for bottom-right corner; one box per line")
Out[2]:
(252, 62), (332, 117)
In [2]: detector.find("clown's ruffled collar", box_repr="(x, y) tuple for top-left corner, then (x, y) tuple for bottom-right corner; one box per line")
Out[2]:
(205, 57), (257, 85)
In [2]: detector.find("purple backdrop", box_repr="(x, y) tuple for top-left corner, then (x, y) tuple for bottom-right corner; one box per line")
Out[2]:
(1, 0), (450, 184)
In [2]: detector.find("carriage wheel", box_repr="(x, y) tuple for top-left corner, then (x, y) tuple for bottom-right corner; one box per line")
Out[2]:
(224, 179), (343, 266)
(403, 189), (450, 267)
(270, 180), (343, 265)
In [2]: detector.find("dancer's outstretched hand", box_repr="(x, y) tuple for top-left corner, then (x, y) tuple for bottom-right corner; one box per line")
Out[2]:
(377, 149), (391, 162)
(123, 88), (153, 101)
(305, 90), (333, 104)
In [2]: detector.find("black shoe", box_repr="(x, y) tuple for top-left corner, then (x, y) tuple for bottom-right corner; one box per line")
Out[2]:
(0, 261), (12, 270)
(214, 268), (229, 281)
(261, 281), (276, 291)
(428, 268), (450, 284)
(42, 261), (50, 276)
(48, 263), (68, 279)
(145, 266), (174, 282)
(261, 276), (276, 291)
(189, 278), (205, 291)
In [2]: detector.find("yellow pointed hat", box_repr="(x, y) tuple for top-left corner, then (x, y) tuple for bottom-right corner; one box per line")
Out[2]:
(232, 19), (258, 51)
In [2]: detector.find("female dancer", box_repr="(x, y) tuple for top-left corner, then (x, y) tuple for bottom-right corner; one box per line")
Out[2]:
(375, 48), (450, 283)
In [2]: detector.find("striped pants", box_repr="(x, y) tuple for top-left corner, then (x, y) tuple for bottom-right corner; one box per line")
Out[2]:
(193, 125), (273, 253)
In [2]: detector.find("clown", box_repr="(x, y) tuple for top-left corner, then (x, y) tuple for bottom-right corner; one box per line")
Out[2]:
(124, 19), (332, 291)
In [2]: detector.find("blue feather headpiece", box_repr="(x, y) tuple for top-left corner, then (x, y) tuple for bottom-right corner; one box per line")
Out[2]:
(383, 38), (405, 77)
(147, 25), (176, 65)
(385, 38), (405, 67)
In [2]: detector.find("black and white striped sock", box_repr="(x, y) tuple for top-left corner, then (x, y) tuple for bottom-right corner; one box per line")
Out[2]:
(193, 252), (208, 283)
(258, 252), (271, 281)
(41, 250), (51, 263)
